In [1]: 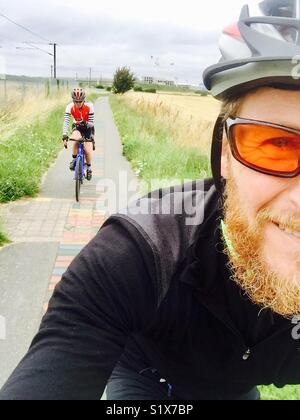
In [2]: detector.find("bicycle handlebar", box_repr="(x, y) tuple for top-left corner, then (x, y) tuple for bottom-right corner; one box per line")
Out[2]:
(69, 138), (94, 143)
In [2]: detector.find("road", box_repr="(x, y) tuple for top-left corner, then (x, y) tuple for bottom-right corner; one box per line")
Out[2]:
(0, 96), (138, 389)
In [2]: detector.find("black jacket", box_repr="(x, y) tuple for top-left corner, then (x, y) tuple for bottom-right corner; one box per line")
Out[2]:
(0, 179), (299, 400)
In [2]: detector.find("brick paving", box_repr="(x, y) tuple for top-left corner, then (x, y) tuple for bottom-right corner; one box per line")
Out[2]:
(42, 152), (107, 311)
(0, 130), (107, 314)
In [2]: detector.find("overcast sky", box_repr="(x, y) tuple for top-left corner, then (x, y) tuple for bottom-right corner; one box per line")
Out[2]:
(0, 0), (255, 84)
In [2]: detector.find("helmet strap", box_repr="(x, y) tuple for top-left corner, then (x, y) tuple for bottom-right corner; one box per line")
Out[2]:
(211, 115), (226, 197)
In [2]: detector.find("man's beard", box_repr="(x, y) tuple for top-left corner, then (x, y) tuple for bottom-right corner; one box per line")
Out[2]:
(223, 177), (300, 319)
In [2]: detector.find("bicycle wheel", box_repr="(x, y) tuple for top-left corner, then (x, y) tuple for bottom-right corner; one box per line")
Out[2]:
(75, 156), (82, 202)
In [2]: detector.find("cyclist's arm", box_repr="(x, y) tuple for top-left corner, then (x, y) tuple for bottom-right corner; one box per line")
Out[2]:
(63, 103), (73, 136)
(0, 218), (157, 400)
(88, 102), (95, 126)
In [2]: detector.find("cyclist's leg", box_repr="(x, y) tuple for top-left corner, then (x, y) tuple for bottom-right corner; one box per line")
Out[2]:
(84, 142), (93, 180)
(84, 142), (93, 165)
(69, 142), (78, 171)
(72, 142), (78, 157)
(85, 125), (95, 144)
(106, 363), (176, 401)
(84, 125), (94, 180)
(70, 124), (79, 171)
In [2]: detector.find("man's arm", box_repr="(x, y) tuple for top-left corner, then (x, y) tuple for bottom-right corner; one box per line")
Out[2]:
(0, 219), (157, 400)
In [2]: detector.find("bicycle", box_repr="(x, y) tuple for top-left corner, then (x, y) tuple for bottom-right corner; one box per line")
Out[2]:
(68, 122), (95, 202)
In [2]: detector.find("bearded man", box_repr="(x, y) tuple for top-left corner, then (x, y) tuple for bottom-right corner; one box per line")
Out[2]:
(1, 0), (300, 400)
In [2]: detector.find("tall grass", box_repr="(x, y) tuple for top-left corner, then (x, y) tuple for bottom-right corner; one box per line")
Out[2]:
(0, 88), (69, 144)
(110, 95), (211, 192)
(0, 104), (66, 203)
(122, 92), (220, 153)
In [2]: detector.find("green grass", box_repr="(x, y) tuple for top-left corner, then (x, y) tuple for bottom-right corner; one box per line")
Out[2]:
(86, 92), (103, 102)
(110, 95), (210, 192)
(0, 229), (9, 247)
(259, 385), (300, 400)
(110, 94), (300, 401)
(0, 105), (65, 203)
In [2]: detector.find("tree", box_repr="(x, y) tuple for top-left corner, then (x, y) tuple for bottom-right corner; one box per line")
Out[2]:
(112, 67), (135, 94)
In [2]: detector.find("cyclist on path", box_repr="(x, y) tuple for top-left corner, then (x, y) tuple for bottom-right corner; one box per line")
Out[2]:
(62, 88), (95, 181)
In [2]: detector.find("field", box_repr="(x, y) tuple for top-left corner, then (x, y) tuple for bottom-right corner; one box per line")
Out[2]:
(110, 91), (300, 401)
(121, 91), (220, 153)
(0, 81), (70, 144)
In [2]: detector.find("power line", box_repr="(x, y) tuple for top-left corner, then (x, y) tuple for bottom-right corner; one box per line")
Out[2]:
(0, 12), (52, 43)
(0, 13), (58, 79)
(24, 42), (53, 56)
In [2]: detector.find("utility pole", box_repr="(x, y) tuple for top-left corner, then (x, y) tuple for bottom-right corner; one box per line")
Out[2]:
(4, 78), (7, 102)
(51, 65), (53, 79)
(53, 43), (57, 79)
(89, 67), (92, 88)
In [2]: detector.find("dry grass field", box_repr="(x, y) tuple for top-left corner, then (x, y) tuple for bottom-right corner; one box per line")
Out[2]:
(123, 91), (221, 153)
(0, 82), (69, 144)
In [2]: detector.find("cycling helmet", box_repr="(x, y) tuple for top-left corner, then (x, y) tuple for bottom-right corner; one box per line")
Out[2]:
(203, 0), (300, 193)
(72, 88), (86, 102)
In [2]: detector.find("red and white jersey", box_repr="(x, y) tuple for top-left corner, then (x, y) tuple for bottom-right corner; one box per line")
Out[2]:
(63, 102), (95, 135)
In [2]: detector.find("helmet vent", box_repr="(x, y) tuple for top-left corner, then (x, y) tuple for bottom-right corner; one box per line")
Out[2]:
(223, 23), (242, 40)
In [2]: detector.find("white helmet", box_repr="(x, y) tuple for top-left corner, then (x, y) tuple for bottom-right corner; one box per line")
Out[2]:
(204, 0), (300, 193)
(204, 0), (300, 99)
(72, 88), (86, 102)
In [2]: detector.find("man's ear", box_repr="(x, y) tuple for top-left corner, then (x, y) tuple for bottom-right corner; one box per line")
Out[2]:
(221, 129), (230, 179)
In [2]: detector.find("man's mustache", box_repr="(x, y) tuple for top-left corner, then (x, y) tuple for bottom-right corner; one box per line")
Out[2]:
(257, 208), (300, 232)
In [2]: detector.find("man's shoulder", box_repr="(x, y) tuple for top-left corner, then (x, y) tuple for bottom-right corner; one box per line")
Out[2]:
(118, 178), (217, 234)
(110, 179), (219, 301)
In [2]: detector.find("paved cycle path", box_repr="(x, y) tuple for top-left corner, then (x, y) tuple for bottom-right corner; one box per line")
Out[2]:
(0, 96), (138, 388)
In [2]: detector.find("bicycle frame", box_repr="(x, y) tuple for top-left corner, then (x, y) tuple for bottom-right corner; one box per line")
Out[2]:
(74, 141), (85, 183)
(69, 122), (94, 202)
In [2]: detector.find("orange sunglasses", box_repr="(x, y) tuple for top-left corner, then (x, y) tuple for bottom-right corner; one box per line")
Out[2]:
(225, 117), (300, 178)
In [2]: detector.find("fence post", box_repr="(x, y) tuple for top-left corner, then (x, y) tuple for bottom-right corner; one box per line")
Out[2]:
(45, 80), (50, 98)
(22, 81), (26, 102)
(4, 78), (7, 102)
(0, 56), (7, 102)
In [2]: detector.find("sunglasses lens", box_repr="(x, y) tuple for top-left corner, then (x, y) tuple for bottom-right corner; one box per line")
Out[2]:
(232, 124), (300, 175)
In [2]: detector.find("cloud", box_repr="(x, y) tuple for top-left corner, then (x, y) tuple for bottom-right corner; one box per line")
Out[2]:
(0, 0), (243, 83)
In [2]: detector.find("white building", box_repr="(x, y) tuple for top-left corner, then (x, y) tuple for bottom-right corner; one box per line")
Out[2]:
(143, 76), (175, 86)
